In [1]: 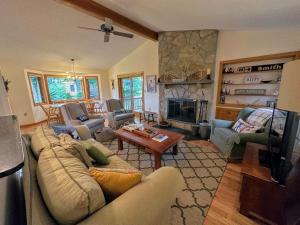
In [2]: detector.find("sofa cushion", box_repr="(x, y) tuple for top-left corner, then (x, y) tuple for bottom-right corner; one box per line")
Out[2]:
(31, 126), (60, 158)
(114, 113), (135, 121)
(37, 147), (105, 225)
(82, 118), (104, 129)
(101, 155), (138, 171)
(89, 167), (142, 200)
(58, 133), (93, 167)
(246, 108), (273, 127)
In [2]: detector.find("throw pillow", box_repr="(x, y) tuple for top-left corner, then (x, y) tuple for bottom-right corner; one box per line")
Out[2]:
(58, 134), (93, 167)
(246, 108), (273, 127)
(89, 168), (142, 200)
(232, 119), (261, 133)
(77, 114), (89, 122)
(80, 140), (115, 157)
(86, 145), (109, 165)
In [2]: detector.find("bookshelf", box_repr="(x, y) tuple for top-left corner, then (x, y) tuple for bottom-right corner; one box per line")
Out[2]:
(216, 51), (300, 120)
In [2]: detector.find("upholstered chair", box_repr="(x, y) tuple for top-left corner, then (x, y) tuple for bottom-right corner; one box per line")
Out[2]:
(61, 102), (105, 134)
(106, 99), (135, 129)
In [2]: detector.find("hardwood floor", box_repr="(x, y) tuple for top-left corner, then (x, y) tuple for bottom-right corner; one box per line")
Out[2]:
(190, 140), (260, 225)
(21, 123), (259, 225)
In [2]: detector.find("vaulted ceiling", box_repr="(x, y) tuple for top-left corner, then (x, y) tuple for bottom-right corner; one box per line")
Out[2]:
(95, 0), (300, 31)
(1, 0), (300, 71)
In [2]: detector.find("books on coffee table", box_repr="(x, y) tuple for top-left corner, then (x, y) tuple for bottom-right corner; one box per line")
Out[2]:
(152, 134), (168, 142)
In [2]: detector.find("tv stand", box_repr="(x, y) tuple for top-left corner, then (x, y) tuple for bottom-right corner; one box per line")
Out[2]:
(240, 142), (286, 225)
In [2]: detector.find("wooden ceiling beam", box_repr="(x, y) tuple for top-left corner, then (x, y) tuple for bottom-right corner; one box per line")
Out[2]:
(54, 0), (158, 41)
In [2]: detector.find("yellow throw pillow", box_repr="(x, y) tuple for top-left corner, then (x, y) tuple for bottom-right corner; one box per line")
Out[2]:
(89, 168), (142, 200)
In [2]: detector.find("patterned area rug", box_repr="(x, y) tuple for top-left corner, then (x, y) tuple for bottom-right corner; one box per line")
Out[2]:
(102, 139), (227, 225)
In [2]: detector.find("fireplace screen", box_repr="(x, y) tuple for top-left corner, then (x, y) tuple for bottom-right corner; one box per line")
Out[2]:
(167, 98), (197, 123)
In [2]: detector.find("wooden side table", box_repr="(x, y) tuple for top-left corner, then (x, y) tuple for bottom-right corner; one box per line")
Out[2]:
(240, 142), (285, 225)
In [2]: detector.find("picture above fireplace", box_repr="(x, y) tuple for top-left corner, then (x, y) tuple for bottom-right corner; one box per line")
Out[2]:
(167, 98), (197, 123)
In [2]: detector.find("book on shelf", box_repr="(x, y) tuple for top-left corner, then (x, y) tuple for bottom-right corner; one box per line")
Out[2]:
(152, 134), (168, 142)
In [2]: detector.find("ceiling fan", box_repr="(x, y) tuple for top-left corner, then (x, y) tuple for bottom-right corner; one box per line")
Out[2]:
(78, 18), (134, 42)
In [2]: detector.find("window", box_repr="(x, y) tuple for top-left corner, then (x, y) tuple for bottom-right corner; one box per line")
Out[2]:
(85, 77), (100, 99)
(28, 73), (46, 105)
(27, 72), (101, 104)
(46, 76), (84, 102)
(118, 73), (144, 110)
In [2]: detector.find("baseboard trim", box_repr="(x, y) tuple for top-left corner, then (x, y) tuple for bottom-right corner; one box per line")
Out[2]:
(20, 119), (47, 128)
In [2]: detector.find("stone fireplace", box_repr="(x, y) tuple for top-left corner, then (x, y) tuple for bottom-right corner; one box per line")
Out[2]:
(158, 30), (218, 130)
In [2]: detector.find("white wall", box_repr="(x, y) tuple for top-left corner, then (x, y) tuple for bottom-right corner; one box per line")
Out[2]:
(0, 59), (110, 125)
(212, 28), (300, 116)
(109, 41), (159, 112)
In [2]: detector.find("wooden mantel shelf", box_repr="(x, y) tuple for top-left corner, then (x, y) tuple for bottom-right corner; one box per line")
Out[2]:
(157, 79), (213, 85)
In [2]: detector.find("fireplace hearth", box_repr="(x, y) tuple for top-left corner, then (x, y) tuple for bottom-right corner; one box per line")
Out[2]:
(167, 98), (197, 123)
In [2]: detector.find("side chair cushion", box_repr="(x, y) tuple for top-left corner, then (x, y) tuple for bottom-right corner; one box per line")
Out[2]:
(31, 126), (60, 159)
(82, 118), (105, 129)
(65, 103), (86, 120)
(37, 147), (105, 225)
(114, 113), (135, 121)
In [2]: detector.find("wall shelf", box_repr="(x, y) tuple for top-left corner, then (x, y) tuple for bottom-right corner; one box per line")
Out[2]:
(157, 79), (213, 85)
(215, 51), (300, 120)
(223, 82), (280, 85)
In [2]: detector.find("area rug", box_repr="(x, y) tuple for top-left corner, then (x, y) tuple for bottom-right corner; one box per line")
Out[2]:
(102, 139), (227, 225)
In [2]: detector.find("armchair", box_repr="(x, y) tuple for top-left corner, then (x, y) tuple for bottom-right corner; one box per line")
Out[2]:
(106, 99), (135, 129)
(211, 107), (270, 162)
(61, 102), (105, 134)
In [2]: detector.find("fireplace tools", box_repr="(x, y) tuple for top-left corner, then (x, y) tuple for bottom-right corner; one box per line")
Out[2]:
(197, 100), (208, 123)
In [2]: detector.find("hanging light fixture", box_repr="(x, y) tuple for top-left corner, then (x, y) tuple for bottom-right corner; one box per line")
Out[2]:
(68, 58), (82, 80)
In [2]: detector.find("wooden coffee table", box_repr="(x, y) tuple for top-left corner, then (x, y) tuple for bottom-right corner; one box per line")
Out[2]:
(114, 127), (183, 169)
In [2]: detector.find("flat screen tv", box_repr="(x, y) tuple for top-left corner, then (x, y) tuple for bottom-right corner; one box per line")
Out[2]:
(267, 107), (300, 184)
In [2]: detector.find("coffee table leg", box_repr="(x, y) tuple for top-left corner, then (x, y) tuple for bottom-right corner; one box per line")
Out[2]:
(172, 144), (178, 155)
(154, 152), (161, 169)
(118, 138), (123, 150)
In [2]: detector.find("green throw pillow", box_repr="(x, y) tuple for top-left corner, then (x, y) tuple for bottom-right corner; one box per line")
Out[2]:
(86, 146), (109, 165)
(80, 140), (92, 149)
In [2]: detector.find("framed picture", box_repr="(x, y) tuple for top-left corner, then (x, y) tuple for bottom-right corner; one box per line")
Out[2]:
(111, 79), (115, 90)
(146, 75), (156, 93)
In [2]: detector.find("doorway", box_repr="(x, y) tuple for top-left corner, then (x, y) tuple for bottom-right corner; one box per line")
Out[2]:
(118, 72), (144, 111)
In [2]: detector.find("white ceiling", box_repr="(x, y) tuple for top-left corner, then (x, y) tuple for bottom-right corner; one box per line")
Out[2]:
(0, 0), (145, 71)
(1, 0), (300, 71)
(96, 0), (300, 31)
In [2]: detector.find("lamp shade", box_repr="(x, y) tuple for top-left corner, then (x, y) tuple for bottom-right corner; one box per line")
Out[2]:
(277, 59), (300, 113)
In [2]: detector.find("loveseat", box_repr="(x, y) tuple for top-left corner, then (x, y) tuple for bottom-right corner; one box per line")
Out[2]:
(210, 107), (270, 162)
(22, 126), (184, 225)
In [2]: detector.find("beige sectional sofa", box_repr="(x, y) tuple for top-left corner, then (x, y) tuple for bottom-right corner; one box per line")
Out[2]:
(22, 126), (184, 225)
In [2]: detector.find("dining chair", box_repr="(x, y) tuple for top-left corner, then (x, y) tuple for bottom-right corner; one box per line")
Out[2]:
(39, 104), (61, 125)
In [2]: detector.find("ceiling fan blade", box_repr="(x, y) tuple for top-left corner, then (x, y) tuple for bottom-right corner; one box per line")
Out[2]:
(105, 17), (112, 30)
(112, 31), (134, 38)
(104, 33), (110, 42)
(77, 26), (99, 32)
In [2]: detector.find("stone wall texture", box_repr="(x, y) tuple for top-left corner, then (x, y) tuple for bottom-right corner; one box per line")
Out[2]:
(158, 30), (218, 129)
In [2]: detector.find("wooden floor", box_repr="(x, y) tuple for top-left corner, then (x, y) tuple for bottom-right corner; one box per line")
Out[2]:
(21, 123), (260, 225)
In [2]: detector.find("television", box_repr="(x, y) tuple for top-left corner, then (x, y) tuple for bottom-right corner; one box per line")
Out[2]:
(266, 107), (300, 184)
